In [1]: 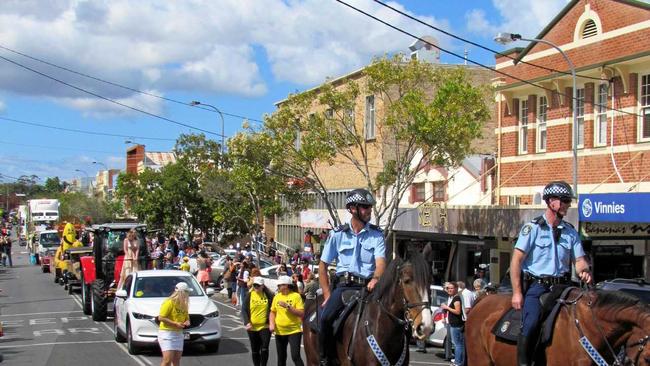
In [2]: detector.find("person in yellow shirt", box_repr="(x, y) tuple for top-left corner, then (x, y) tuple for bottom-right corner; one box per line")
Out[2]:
(158, 282), (191, 366)
(242, 276), (274, 366)
(270, 275), (304, 366)
(179, 257), (190, 272)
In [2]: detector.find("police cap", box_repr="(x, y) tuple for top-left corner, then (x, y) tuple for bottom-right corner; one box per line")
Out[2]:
(345, 189), (376, 208)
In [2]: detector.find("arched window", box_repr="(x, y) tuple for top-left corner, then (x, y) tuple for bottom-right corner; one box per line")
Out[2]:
(581, 19), (598, 39)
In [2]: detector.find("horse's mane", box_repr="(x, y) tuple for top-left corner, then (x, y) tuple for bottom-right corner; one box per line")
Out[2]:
(592, 289), (640, 311)
(369, 254), (431, 303)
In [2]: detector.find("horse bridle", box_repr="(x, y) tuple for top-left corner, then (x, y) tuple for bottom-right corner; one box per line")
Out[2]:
(376, 264), (430, 331)
(563, 289), (650, 366)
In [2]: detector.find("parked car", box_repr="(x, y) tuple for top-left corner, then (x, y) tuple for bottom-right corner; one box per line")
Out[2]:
(209, 256), (273, 288)
(427, 284), (449, 347)
(595, 278), (650, 304)
(259, 264), (318, 293)
(113, 270), (221, 355)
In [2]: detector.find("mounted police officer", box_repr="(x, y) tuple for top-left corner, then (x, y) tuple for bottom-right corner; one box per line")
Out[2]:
(317, 189), (386, 366)
(510, 181), (592, 366)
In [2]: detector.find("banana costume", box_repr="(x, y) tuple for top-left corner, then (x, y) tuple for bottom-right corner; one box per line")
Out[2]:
(56, 222), (83, 271)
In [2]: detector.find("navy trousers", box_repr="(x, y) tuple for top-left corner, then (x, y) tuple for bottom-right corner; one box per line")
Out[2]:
(521, 283), (549, 336)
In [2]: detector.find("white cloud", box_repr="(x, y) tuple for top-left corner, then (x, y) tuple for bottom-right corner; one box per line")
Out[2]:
(57, 89), (165, 118)
(466, 0), (568, 40)
(0, 0), (449, 116)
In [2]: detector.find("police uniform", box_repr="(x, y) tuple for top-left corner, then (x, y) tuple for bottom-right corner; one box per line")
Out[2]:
(318, 221), (385, 355)
(515, 214), (585, 336)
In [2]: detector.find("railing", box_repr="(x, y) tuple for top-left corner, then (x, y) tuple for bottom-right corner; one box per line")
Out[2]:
(252, 239), (296, 263)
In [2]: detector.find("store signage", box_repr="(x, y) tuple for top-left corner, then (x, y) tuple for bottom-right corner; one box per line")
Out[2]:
(579, 193), (650, 223)
(582, 222), (650, 237)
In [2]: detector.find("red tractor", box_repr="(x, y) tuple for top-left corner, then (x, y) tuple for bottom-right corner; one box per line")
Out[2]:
(80, 223), (150, 321)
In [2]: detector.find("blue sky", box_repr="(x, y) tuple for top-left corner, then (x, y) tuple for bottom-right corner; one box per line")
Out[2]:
(0, 0), (570, 183)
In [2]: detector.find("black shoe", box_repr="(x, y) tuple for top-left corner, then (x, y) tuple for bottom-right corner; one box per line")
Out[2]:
(319, 358), (330, 366)
(415, 348), (427, 353)
(517, 334), (531, 366)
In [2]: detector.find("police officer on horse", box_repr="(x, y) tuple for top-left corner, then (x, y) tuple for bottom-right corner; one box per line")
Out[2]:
(510, 181), (592, 366)
(318, 189), (386, 366)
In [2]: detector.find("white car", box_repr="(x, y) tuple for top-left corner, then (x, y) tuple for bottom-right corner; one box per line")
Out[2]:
(260, 264), (318, 293)
(113, 270), (222, 355)
(428, 284), (449, 347)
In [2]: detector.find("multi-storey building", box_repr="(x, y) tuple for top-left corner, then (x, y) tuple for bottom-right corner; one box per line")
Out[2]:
(125, 144), (176, 174)
(495, 0), (650, 281)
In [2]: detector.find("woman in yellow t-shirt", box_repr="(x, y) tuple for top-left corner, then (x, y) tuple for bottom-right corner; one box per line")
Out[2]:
(242, 276), (274, 366)
(158, 282), (191, 366)
(270, 276), (304, 366)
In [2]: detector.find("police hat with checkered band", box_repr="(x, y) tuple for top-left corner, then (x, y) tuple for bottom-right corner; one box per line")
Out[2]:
(345, 189), (376, 208)
(542, 181), (575, 201)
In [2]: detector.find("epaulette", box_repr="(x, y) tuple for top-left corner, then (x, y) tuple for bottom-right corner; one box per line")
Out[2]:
(368, 223), (383, 232)
(531, 215), (546, 226)
(333, 224), (350, 232)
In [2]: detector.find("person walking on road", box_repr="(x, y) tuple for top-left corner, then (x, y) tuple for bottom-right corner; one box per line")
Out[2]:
(157, 282), (191, 366)
(243, 277), (274, 366)
(270, 275), (304, 366)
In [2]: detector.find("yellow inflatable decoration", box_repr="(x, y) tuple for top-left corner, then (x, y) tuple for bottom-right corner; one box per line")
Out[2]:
(56, 222), (83, 271)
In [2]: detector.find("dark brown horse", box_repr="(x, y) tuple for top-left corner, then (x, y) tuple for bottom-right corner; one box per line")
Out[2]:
(466, 288), (650, 365)
(303, 256), (433, 366)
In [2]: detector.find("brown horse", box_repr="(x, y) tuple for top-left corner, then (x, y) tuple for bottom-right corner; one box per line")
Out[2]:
(466, 288), (650, 365)
(303, 256), (433, 366)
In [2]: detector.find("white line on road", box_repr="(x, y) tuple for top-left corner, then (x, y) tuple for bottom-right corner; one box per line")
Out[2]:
(0, 310), (84, 317)
(0, 340), (115, 349)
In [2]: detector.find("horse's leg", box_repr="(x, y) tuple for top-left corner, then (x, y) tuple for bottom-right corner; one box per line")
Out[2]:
(302, 299), (321, 366)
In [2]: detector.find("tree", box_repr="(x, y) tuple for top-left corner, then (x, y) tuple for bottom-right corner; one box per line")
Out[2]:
(263, 55), (492, 243)
(44, 177), (64, 194)
(58, 192), (118, 224)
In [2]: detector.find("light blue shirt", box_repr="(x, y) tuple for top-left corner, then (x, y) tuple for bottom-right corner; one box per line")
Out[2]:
(515, 215), (585, 277)
(320, 222), (386, 278)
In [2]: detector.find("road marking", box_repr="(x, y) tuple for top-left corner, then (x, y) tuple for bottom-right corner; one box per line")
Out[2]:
(0, 340), (115, 349)
(0, 310), (84, 317)
(71, 293), (152, 366)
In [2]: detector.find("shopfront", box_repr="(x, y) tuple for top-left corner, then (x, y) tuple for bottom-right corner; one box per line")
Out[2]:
(579, 193), (650, 282)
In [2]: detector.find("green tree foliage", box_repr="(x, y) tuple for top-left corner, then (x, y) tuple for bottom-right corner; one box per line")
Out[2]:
(263, 55), (492, 241)
(44, 177), (65, 193)
(58, 192), (118, 224)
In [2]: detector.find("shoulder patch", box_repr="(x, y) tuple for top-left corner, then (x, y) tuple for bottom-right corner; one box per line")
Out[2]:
(531, 215), (545, 225)
(521, 224), (532, 236)
(333, 224), (350, 232)
(368, 224), (382, 232)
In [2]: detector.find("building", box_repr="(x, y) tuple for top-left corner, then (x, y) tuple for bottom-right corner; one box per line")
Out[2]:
(125, 144), (177, 174)
(494, 0), (650, 281)
(95, 169), (121, 200)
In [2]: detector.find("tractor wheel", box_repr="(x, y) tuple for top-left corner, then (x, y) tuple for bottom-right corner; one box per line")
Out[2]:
(92, 278), (108, 321)
(81, 274), (92, 315)
(54, 268), (61, 284)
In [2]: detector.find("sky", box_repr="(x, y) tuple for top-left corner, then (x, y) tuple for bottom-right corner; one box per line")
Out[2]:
(0, 0), (571, 184)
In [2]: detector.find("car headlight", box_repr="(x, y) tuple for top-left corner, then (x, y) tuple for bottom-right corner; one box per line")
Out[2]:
(132, 312), (155, 320)
(205, 310), (219, 318)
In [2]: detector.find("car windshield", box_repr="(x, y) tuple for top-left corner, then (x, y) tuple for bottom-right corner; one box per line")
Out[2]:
(105, 229), (146, 255)
(431, 288), (449, 307)
(133, 276), (204, 298)
(39, 233), (60, 247)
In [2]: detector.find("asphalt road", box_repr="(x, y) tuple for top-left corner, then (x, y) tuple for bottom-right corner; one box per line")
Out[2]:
(0, 243), (451, 365)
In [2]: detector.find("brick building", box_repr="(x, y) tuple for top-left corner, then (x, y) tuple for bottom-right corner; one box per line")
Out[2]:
(495, 0), (650, 281)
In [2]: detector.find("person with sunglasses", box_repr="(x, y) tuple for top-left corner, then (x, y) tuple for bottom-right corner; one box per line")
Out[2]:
(242, 277), (274, 366)
(317, 188), (386, 366)
(510, 181), (592, 366)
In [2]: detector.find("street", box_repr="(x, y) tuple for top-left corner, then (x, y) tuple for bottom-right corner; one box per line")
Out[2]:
(0, 248), (451, 366)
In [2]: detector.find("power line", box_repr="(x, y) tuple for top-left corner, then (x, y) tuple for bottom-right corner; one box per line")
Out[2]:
(334, 0), (644, 120)
(0, 54), (226, 138)
(372, 0), (604, 82)
(0, 44), (265, 124)
(0, 116), (176, 141)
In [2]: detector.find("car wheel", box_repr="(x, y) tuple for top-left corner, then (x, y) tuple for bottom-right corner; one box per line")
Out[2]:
(114, 318), (126, 343)
(127, 322), (140, 355)
(67, 281), (74, 294)
(91, 278), (108, 321)
(204, 340), (220, 354)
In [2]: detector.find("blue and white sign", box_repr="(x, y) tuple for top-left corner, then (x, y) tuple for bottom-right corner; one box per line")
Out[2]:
(579, 193), (650, 223)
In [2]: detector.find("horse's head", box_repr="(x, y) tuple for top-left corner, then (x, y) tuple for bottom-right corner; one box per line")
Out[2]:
(624, 332), (650, 366)
(397, 258), (433, 340)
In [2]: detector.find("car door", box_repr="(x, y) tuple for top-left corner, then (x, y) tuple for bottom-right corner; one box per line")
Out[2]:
(116, 274), (133, 333)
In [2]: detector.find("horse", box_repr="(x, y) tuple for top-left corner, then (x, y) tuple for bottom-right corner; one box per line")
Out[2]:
(303, 255), (433, 366)
(466, 287), (650, 365)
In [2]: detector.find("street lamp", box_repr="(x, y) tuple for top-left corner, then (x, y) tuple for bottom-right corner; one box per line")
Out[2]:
(190, 100), (225, 155)
(494, 32), (578, 196)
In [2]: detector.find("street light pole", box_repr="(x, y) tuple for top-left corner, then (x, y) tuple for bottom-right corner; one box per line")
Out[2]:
(494, 32), (578, 196)
(190, 101), (225, 155)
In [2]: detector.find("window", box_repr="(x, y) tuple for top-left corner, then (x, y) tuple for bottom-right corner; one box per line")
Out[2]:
(507, 196), (521, 205)
(412, 183), (426, 202)
(537, 96), (547, 152)
(595, 83), (608, 146)
(519, 99), (528, 154)
(432, 181), (445, 202)
(576, 88), (585, 148)
(364, 95), (375, 140)
(641, 74), (650, 140)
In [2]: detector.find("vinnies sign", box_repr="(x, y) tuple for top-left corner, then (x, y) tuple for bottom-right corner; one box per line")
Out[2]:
(579, 193), (650, 223)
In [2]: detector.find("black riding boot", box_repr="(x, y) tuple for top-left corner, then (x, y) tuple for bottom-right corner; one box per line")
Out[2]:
(517, 334), (531, 366)
(318, 331), (330, 366)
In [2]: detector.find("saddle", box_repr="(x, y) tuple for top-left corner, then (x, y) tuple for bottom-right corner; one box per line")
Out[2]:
(306, 289), (361, 335)
(492, 285), (574, 344)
